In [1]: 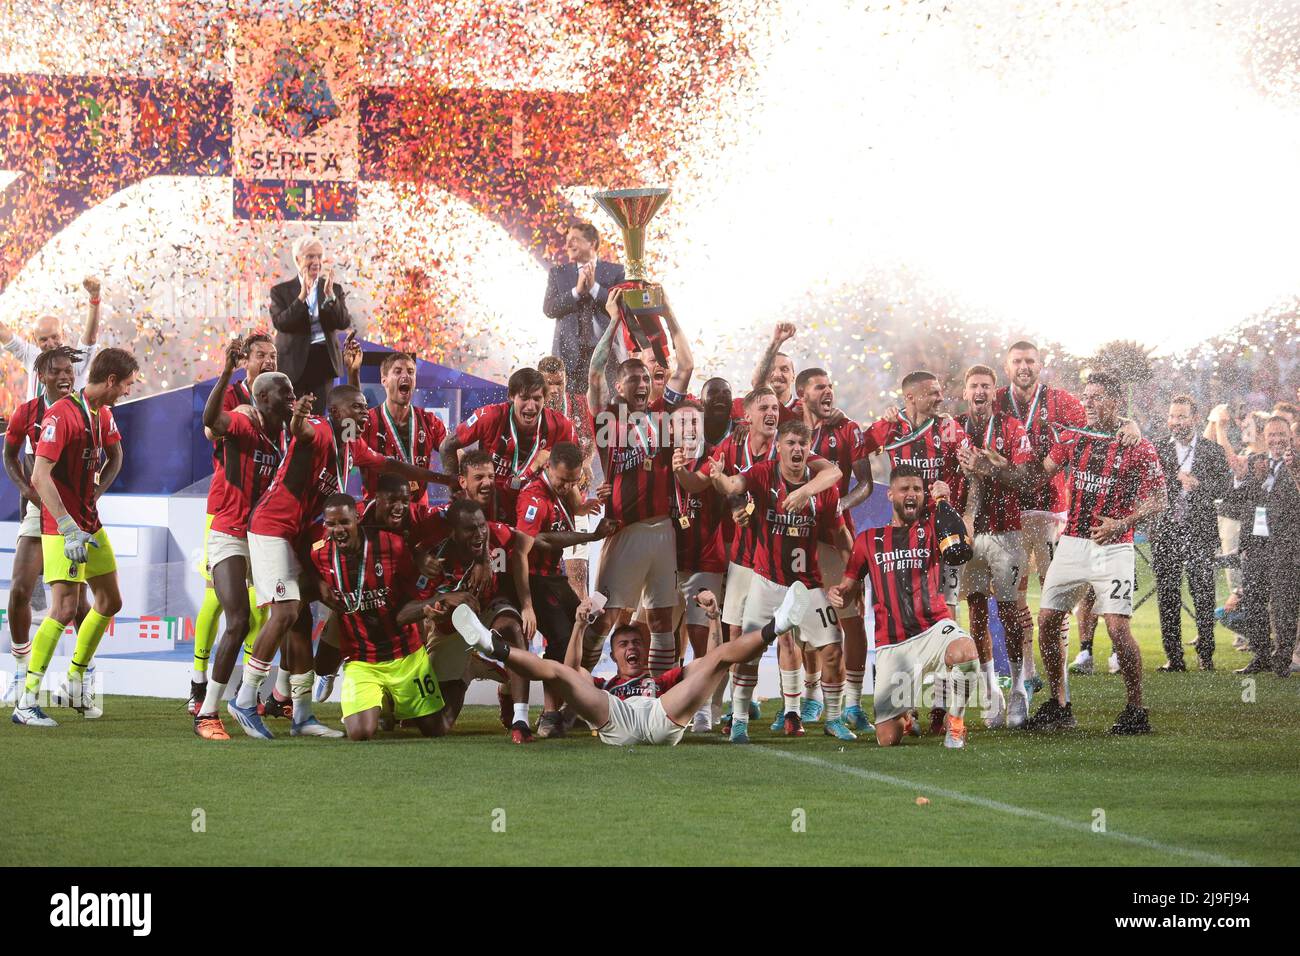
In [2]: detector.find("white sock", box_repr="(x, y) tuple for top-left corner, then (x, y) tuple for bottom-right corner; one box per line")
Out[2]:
(823, 680), (843, 721)
(844, 669), (864, 710)
(512, 702), (529, 725)
(731, 671), (756, 723)
(981, 660), (997, 700)
(1076, 647), (1092, 662)
(804, 670), (823, 705)
(191, 667), (207, 684)
(648, 631), (676, 677)
(780, 668), (801, 715)
(235, 658), (271, 708)
(11, 640), (30, 679)
(290, 672), (314, 723)
(199, 680), (227, 718)
(1012, 662), (1026, 698)
(275, 665), (292, 699)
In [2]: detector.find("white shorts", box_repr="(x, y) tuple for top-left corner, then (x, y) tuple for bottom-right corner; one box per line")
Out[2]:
(721, 562), (754, 628)
(598, 693), (686, 747)
(1020, 511), (1066, 584)
(564, 512), (594, 564)
(959, 531), (1027, 603)
(1040, 535), (1136, 617)
(428, 630), (472, 684)
(18, 499), (40, 539)
(595, 517), (678, 611)
(874, 620), (969, 723)
(817, 541), (859, 620)
(742, 574), (842, 649)
(248, 532), (302, 606)
(205, 529), (252, 580)
(677, 570), (725, 628)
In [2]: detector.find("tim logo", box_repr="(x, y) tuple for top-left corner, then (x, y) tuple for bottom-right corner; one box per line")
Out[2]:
(50, 886), (151, 936)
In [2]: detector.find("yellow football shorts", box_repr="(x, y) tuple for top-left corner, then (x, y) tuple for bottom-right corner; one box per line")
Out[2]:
(42, 528), (116, 584)
(341, 646), (444, 721)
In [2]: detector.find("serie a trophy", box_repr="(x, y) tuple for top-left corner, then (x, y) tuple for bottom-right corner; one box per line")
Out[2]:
(592, 186), (672, 366)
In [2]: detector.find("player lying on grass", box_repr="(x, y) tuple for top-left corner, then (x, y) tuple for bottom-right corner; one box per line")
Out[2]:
(828, 464), (979, 748)
(453, 585), (810, 747)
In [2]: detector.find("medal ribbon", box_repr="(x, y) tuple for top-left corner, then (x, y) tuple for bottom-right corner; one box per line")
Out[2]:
(882, 415), (935, 452)
(1010, 383), (1044, 429)
(509, 411), (543, 478)
(330, 417), (353, 492)
(72, 390), (103, 465)
(332, 533), (370, 614)
(381, 402), (415, 464)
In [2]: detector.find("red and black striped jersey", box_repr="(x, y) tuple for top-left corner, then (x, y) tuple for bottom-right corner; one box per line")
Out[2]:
(5, 393), (48, 457)
(809, 416), (868, 535)
(456, 402), (577, 520)
(410, 514), (516, 603)
(310, 528), (424, 664)
(210, 379), (253, 468)
(713, 431), (778, 565)
(515, 474), (573, 578)
(591, 395), (679, 526)
(846, 513), (953, 648)
(744, 459), (844, 589)
(208, 413), (287, 538)
(950, 412), (1035, 534)
(671, 455), (728, 574)
(995, 384), (1085, 514)
(595, 667), (683, 700)
(249, 419), (388, 540)
(862, 413), (971, 493)
(1048, 431), (1164, 542)
(360, 403), (446, 507)
(34, 393), (121, 535)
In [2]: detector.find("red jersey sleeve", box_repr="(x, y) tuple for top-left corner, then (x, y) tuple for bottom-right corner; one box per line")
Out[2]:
(1048, 433), (1076, 466)
(389, 534), (421, 605)
(861, 418), (893, 455)
(223, 408), (258, 443)
(515, 486), (552, 537)
(1134, 441), (1165, 499)
(555, 413), (577, 446)
(491, 521), (515, 553)
(1057, 390), (1086, 430)
(744, 459), (774, 497)
(817, 488), (844, 540)
(309, 539), (331, 579)
(5, 403), (32, 448)
(845, 530), (871, 581)
(102, 408), (122, 448)
(34, 407), (73, 462)
(349, 436), (389, 471)
(455, 403), (498, 447)
(655, 667), (685, 693)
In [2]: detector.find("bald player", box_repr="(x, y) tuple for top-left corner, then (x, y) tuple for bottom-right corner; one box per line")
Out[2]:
(0, 276), (104, 399)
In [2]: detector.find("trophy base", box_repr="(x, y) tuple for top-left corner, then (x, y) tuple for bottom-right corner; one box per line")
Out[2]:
(614, 281), (670, 366)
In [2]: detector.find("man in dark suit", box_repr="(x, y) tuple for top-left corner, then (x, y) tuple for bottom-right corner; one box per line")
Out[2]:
(1151, 396), (1231, 671)
(542, 221), (624, 385)
(268, 235), (351, 413)
(1224, 415), (1300, 677)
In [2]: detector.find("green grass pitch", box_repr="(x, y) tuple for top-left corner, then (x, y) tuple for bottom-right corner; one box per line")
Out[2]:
(3, 590), (1297, 867)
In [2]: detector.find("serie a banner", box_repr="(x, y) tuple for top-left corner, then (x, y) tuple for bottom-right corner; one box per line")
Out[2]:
(231, 19), (360, 222)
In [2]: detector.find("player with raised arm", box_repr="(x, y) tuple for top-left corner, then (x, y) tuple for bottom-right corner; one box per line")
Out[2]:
(950, 364), (1036, 728)
(190, 333), (278, 715)
(797, 367), (876, 736)
(410, 498), (538, 741)
(585, 289), (694, 680)
(309, 495), (445, 740)
(706, 419), (848, 740)
(3, 347), (84, 705)
(515, 441), (616, 737)
(828, 465), (979, 748)
(0, 276), (103, 399)
(1025, 373), (1166, 735)
(191, 344), (295, 740)
(440, 367), (577, 523)
(13, 348), (136, 727)
(751, 322), (804, 421)
(357, 350), (447, 508)
(231, 384), (447, 740)
(453, 584), (811, 748)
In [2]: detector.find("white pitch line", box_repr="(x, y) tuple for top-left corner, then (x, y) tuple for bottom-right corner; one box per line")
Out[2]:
(753, 747), (1251, 867)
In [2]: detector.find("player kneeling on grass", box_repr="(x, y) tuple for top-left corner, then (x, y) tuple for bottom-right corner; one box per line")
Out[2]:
(310, 494), (445, 740)
(454, 585), (808, 747)
(828, 465), (979, 748)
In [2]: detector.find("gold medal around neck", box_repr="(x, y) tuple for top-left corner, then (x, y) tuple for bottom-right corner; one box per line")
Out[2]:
(679, 516), (691, 529)
(744, 500), (755, 515)
(786, 525), (801, 537)
(643, 458), (654, 471)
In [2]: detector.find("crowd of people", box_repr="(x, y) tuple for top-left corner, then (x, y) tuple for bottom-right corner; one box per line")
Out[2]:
(3, 225), (1298, 749)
